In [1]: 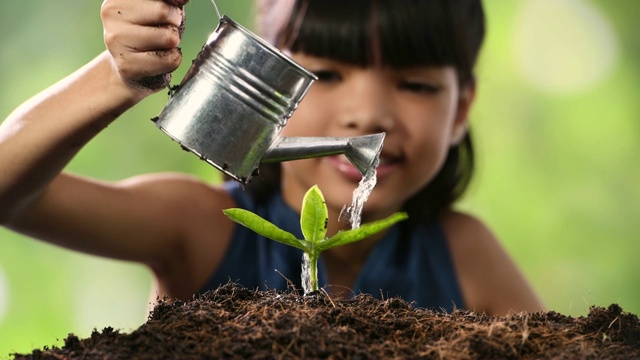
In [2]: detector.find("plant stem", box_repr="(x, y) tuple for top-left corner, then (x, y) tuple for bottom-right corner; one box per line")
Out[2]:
(309, 251), (319, 293)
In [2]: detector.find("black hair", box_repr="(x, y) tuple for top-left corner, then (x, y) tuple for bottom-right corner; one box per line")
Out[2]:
(249, 0), (485, 222)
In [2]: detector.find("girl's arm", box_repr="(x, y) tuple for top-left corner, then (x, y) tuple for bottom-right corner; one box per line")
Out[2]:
(0, 0), (184, 221)
(0, 1), (236, 299)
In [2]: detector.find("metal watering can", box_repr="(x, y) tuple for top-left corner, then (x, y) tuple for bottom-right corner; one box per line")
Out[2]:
(153, 15), (385, 184)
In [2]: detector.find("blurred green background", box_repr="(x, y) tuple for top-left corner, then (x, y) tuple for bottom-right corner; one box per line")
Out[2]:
(0, 0), (638, 357)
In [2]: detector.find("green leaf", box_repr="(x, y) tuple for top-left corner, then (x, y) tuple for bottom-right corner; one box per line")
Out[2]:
(318, 212), (409, 251)
(223, 208), (306, 251)
(300, 185), (328, 243)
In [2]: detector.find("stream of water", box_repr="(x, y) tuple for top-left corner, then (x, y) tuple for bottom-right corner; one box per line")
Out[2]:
(301, 253), (311, 294)
(339, 157), (379, 229)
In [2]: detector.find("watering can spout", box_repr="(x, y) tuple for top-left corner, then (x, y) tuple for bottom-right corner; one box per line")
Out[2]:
(262, 133), (386, 176)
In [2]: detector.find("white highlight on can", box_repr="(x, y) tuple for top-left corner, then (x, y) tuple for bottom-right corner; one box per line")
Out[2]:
(514, 0), (618, 94)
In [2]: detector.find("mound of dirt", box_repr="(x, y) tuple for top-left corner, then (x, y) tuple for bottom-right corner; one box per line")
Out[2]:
(13, 283), (640, 359)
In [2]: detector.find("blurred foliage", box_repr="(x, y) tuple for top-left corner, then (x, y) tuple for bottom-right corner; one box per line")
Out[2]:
(0, 0), (639, 357)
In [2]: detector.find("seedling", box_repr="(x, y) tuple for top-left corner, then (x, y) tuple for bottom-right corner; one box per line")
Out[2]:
(223, 185), (408, 294)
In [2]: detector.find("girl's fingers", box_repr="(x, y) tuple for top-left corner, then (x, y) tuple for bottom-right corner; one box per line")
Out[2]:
(116, 48), (183, 83)
(109, 24), (182, 54)
(101, 0), (186, 89)
(102, 0), (184, 28)
(163, 0), (190, 8)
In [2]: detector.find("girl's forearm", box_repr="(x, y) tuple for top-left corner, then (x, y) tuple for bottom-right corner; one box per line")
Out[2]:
(0, 51), (152, 222)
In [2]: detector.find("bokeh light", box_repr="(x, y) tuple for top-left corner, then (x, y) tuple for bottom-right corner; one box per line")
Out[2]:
(514, 0), (618, 94)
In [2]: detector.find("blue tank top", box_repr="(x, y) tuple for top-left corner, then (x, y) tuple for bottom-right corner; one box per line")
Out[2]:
(200, 182), (465, 311)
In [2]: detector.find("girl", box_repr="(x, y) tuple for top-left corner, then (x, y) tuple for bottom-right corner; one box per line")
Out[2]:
(0, 0), (543, 315)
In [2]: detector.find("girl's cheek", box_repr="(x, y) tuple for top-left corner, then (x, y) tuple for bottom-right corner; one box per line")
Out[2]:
(293, 97), (327, 124)
(283, 106), (320, 135)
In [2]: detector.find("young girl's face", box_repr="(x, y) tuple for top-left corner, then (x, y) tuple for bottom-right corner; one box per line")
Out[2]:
(280, 53), (474, 219)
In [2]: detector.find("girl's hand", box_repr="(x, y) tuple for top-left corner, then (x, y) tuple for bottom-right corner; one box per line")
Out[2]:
(101, 0), (187, 92)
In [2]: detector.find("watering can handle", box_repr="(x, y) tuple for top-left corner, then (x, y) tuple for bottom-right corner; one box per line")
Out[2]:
(210, 0), (222, 21)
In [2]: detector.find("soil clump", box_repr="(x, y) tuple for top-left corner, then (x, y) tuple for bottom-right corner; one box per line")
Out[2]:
(13, 283), (640, 359)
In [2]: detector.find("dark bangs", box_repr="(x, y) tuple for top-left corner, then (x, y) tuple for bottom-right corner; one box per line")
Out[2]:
(274, 0), (484, 84)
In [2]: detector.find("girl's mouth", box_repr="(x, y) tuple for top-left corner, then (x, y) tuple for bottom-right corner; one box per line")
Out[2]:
(326, 153), (400, 181)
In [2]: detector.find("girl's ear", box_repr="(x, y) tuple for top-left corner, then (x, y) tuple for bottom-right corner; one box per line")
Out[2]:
(450, 81), (476, 146)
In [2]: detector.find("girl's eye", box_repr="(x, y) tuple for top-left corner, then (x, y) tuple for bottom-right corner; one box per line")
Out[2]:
(399, 81), (440, 94)
(312, 70), (342, 83)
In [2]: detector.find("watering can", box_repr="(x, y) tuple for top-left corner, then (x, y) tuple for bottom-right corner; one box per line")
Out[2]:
(153, 15), (385, 184)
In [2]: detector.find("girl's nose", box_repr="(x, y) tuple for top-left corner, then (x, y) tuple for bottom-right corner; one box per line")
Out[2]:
(337, 72), (395, 133)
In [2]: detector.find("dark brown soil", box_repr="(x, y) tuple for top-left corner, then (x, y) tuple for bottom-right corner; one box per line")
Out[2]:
(13, 283), (640, 359)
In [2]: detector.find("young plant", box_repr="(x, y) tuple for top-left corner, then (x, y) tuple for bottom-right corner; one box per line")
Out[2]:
(223, 185), (408, 294)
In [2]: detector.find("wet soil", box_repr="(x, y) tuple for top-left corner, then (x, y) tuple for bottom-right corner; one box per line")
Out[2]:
(12, 283), (640, 359)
